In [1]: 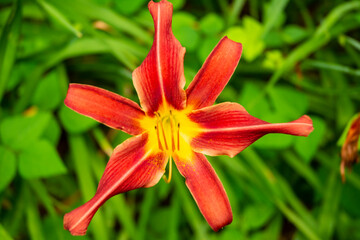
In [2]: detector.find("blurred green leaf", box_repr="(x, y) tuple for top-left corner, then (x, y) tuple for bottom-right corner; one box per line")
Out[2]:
(282, 25), (309, 44)
(36, 0), (82, 37)
(172, 0), (185, 10)
(315, 1), (360, 37)
(26, 189), (45, 240)
(172, 12), (199, 51)
(219, 229), (245, 240)
(69, 134), (109, 240)
(199, 13), (224, 35)
(269, 86), (308, 120)
(6, 62), (36, 91)
(295, 117), (326, 163)
(0, 0), (21, 102)
(59, 104), (98, 133)
(336, 96), (355, 129)
(115, 0), (147, 15)
(242, 204), (275, 231)
(0, 111), (51, 151)
(31, 70), (63, 111)
(262, 50), (284, 70)
(254, 134), (295, 149)
(262, 0), (288, 37)
(18, 140), (67, 179)
(0, 146), (16, 191)
(42, 114), (61, 145)
(239, 81), (272, 118)
(52, 0), (152, 44)
(197, 36), (220, 63)
(337, 113), (360, 147)
(225, 17), (265, 62)
(0, 224), (13, 240)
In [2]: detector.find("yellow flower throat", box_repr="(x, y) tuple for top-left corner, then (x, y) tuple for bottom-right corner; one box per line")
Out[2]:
(140, 107), (200, 183)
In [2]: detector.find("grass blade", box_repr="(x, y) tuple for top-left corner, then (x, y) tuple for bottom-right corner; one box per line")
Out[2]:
(0, 0), (22, 103)
(0, 224), (13, 240)
(36, 0), (82, 37)
(262, 0), (289, 38)
(69, 134), (109, 240)
(25, 187), (45, 240)
(303, 59), (360, 77)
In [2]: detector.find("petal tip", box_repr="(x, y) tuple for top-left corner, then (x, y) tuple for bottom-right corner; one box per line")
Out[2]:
(63, 211), (89, 236)
(211, 214), (233, 232)
(223, 35), (243, 48)
(293, 115), (314, 137)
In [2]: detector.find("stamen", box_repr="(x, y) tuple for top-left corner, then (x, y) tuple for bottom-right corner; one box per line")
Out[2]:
(162, 156), (173, 183)
(156, 112), (168, 150)
(177, 123), (180, 151)
(155, 125), (163, 150)
(169, 110), (176, 152)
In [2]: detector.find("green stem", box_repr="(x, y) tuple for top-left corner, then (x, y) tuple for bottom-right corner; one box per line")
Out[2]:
(228, 0), (245, 26)
(282, 150), (322, 192)
(69, 134), (109, 240)
(92, 128), (113, 157)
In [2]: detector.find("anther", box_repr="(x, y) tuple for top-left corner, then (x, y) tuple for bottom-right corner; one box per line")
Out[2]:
(169, 111), (176, 152)
(155, 125), (163, 150)
(156, 112), (168, 150)
(177, 123), (180, 151)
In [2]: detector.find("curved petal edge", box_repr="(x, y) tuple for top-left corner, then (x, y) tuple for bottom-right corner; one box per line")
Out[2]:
(132, 0), (186, 114)
(64, 133), (167, 235)
(64, 84), (145, 135)
(186, 37), (243, 110)
(174, 151), (232, 231)
(189, 102), (314, 157)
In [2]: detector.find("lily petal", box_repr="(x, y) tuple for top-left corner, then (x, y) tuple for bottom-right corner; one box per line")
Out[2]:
(133, 0), (186, 114)
(65, 84), (145, 135)
(189, 102), (314, 157)
(174, 151), (232, 231)
(186, 37), (243, 109)
(64, 133), (167, 235)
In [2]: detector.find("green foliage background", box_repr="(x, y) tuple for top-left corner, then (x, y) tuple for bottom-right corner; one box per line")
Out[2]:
(1, 0), (360, 239)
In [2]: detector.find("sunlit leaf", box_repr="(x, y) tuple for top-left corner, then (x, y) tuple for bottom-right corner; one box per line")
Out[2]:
(225, 17), (265, 61)
(32, 70), (63, 110)
(19, 140), (67, 179)
(172, 12), (199, 51)
(0, 111), (51, 151)
(295, 117), (326, 163)
(0, 146), (17, 191)
(59, 104), (98, 133)
(200, 13), (224, 35)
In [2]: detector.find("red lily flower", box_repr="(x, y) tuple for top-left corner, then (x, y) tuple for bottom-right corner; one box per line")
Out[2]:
(63, 0), (313, 235)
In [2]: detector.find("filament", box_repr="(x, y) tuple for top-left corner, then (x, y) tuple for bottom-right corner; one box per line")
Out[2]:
(163, 156), (173, 183)
(169, 110), (176, 152)
(177, 123), (180, 151)
(156, 112), (168, 150)
(155, 125), (163, 150)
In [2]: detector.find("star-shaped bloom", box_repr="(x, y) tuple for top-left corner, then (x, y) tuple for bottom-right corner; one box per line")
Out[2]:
(63, 0), (313, 235)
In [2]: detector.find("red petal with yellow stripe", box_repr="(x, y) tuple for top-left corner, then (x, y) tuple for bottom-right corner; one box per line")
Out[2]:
(189, 102), (314, 157)
(186, 37), (243, 110)
(64, 84), (145, 135)
(64, 133), (167, 235)
(132, 0), (186, 114)
(174, 151), (232, 231)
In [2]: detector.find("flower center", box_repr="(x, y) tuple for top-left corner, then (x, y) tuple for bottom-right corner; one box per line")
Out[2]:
(154, 110), (180, 153)
(140, 107), (200, 183)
